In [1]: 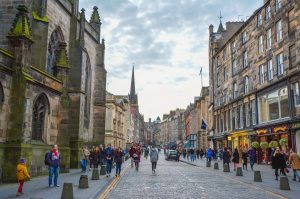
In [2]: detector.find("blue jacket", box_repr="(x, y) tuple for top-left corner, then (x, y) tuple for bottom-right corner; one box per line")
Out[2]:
(47, 150), (61, 168)
(105, 147), (114, 162)
(206, 149), (213, 158)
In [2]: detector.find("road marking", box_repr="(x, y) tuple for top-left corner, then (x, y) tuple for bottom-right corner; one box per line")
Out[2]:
(98, 164), (130, 199)
(180, 161), (288, 199)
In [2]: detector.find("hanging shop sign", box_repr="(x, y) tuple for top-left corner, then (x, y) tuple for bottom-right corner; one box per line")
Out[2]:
(272, 125), (288, 134)
(256, 129), (269, 136)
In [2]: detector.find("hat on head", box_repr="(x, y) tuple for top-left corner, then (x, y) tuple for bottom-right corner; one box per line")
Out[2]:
(20, 158), (25, 163)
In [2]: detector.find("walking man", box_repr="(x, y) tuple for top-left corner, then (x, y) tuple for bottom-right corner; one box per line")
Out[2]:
(105, 144), (114, 177)
(150, 146), (159, 174)
(289, 149), (300, 182)
(46, 144), (61, 187)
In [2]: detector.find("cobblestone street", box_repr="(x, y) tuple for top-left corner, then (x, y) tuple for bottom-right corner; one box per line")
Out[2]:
(107, 154), (298, 199)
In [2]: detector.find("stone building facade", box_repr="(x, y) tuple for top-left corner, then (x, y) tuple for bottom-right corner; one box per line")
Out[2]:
(209, 0), (300, 158)
(0, 0), (106, 182)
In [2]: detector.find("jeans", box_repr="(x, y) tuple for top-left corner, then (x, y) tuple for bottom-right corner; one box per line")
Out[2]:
(250, 159), (255, 171)
(106, 161), (112, 174)
(293, 169), (300, 180)
(81, 159), (87, 172)
(152, 162), (157, 171)
(116, 162), (122, 175)
(49, 166), (59, 186)
(190, 154), (195, 162)
(18, 180), (24, 193)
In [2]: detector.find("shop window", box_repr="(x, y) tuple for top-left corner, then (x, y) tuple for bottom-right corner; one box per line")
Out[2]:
(293, 82), (300, 115)
(258, 86), (289, 124)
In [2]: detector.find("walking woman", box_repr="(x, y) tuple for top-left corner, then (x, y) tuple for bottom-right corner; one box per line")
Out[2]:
(150, 146), (159, 174)
(272, 148), (286, 180)
(242, 149), (248, 171)
(232, 148), (240, 171)
(248, 146), (255, 171)
(114, 147), (124, 177)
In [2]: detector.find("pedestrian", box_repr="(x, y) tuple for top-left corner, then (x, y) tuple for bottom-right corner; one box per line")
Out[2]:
(150, 146), (159, 174)
(46, 144), (61, 187)
(93, 146), (100, 169)
(272, 148), (286, 180)
(89, 146), (95, 170)
(223, 148), (230, 165)
(232, 148), (240, 171)
(200, 149), (204, 160)
(105, 144), (114, 177)
(206, 148), (213, 163)
(99, 145), (106, 166)
(16, 158), (31, 196)
(81, 146), (90, 172)
(190, 148), (195, 162)
(248, 146), (255, 171)
(289, 149), (300, 182)
(242, 149), (248, 170)
(218, 148), (223, 160)
(182, 148), (186, 159)
(114, 147), (124, 177)
(196, 148), (200, 159)
(269, 147), (275, 164)
(144, 147), (149, 159)
(187, 149), (190, 161)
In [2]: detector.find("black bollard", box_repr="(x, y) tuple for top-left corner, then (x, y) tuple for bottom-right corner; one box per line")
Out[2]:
(61, 183), (73, 199)
(79, 175), (89, 189)
(91, 168), (100, 180)
(206, 161), (211, 167)
(223, 164), (230, 172)
(214, 162), (219, 170)
(280, 176), (290, 190)
(236, 167), (243, 176)
(100, 165), (106, 175)
(254, 171), (262, 182)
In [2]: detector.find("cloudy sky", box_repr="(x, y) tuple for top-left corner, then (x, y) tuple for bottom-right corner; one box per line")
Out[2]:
(80, 0), (263, 120)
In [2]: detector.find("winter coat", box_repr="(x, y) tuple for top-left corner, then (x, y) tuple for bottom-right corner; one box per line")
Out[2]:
(206, 149), (213, 158)
(114, 151), (123, 164)
(242, 152), (248, 163)
(232, 151), (239, 163)
(272, 153), (286, 169)
(16, 163), (30, 180)
(81, 148), (90, 160)
(223, 150), (231, 164)
(248, 148), (255, 161)
(105, 147), (114, 162)
(46, 149), (61, 168)
(289, 152), (300, 170)
(150, 149), (159, 162)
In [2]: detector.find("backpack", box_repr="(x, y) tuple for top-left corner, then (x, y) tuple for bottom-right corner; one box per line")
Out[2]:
(44, 151), (51, 166)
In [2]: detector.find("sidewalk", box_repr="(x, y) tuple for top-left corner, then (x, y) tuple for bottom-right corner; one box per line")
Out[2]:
(0, 162), (129, 199)
(180, 157), (300, 199)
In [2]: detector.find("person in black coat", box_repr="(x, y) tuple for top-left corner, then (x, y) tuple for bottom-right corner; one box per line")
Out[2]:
(223, 147), (231, 165)
(272, 148), (287, 180)
(242, 149), (248, 171)
(232, 148), (240, 171)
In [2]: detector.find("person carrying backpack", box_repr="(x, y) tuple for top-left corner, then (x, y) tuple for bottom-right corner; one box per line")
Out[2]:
(46, 144), (61, 187)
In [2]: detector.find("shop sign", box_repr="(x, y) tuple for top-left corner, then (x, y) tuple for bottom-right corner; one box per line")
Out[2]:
(291, 122), (300, 129)
(257, 129), (269, 135)
(272, 125), (288, 134)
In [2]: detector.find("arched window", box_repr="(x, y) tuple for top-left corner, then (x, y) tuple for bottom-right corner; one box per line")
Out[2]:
(244, 76), (249, 94)
(32, 93), (49, 141)
(84, 54), (92, 128)
(47, 27), (64, 75)
(0, 83), (4, 108)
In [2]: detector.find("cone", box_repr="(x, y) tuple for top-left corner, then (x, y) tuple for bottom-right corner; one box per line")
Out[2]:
(91, 168), (99, 180)
(214, 162), (219, 170)
(236, 167), (243, 176)
(280, 176), (290, 190)
(61, 183), (73, 199)
(254, 171), (262, 182)
(79, 175), (89, 189)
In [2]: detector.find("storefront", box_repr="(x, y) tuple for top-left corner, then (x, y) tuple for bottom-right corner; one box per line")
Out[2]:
(227, 131), (251, 152)
(290, 121), (300, 154)
(253, 124), (291, 163)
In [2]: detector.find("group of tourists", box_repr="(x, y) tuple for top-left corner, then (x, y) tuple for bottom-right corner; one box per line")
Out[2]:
(182, 148), (205, 161)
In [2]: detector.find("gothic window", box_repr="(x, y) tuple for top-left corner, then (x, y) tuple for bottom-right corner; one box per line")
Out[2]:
(47, 27), (64, 75)
(0, 83), (4, 109)
(84, 54), (92, 128)
(32, 93), (49, 141)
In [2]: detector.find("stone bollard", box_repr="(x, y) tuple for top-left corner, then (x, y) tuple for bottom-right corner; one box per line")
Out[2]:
(236, 167), (243, 176)
(214, 162), (219, 170)
(206, 161), (211, 167)
(254, 171), (262, 182)
(91, 168), (100, 180)
(280, 176), (290, 190)
(223, 164), (230, 172)
(100, 165), (106, 175)
(61, 183), (73, 199)
(79, 175), (89, 189)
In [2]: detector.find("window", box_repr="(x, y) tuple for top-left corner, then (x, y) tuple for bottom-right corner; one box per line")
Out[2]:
(260, 65), (265, 84)
(229, 109), (232, 130)
(32, 94), (49, 141)
(267, 59), (273, 80)
(276, 20), (283, 41)
(243, 51), (248, 68)
(258, 35), (264, 53)
(84, 54), (92, 128)
(266, 28), (272, 49)
(239, 104), (243, 129)
(232, 60), (237, 76)
(257, 13), (262, 27)
(233, 82), (238, 99)
(277, 53), (284, 76)
(289, 45), (296, 68)
(265, 5), (271, 21)
(242, 31), (247, 44)
(293, 82), (300, 115)
(258, 86), (289, 123)
(47, 28), (64, 75)
(234, 107), (238, 129)
(275, 0), (281, 12)
(224, 68), (228, 81)
(244, 76), (249, 94)
(288, 8), (296, 33)
(251, 100), (256, 125)
(231, 41), (236, 53)
(217, 69), (220, 87)
(245, 103), (250, 127)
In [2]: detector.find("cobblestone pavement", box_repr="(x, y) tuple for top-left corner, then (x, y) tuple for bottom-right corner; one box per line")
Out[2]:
(108, 154), (298, 199)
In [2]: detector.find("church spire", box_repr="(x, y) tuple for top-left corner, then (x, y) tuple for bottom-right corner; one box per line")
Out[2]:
(217, 11), (225, 33)
(129, 64), (138, 104)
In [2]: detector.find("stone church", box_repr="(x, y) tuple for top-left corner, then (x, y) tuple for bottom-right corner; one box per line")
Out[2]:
(0, 0), (106, 182)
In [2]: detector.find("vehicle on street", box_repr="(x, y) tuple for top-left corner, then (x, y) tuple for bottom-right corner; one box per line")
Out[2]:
(165, 150), (179, 160)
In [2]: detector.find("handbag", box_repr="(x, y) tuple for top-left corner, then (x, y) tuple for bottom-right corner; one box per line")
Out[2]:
(284, 168), (289, 173)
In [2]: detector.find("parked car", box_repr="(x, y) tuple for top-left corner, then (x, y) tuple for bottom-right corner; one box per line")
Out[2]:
(165, 150), (179, 160)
